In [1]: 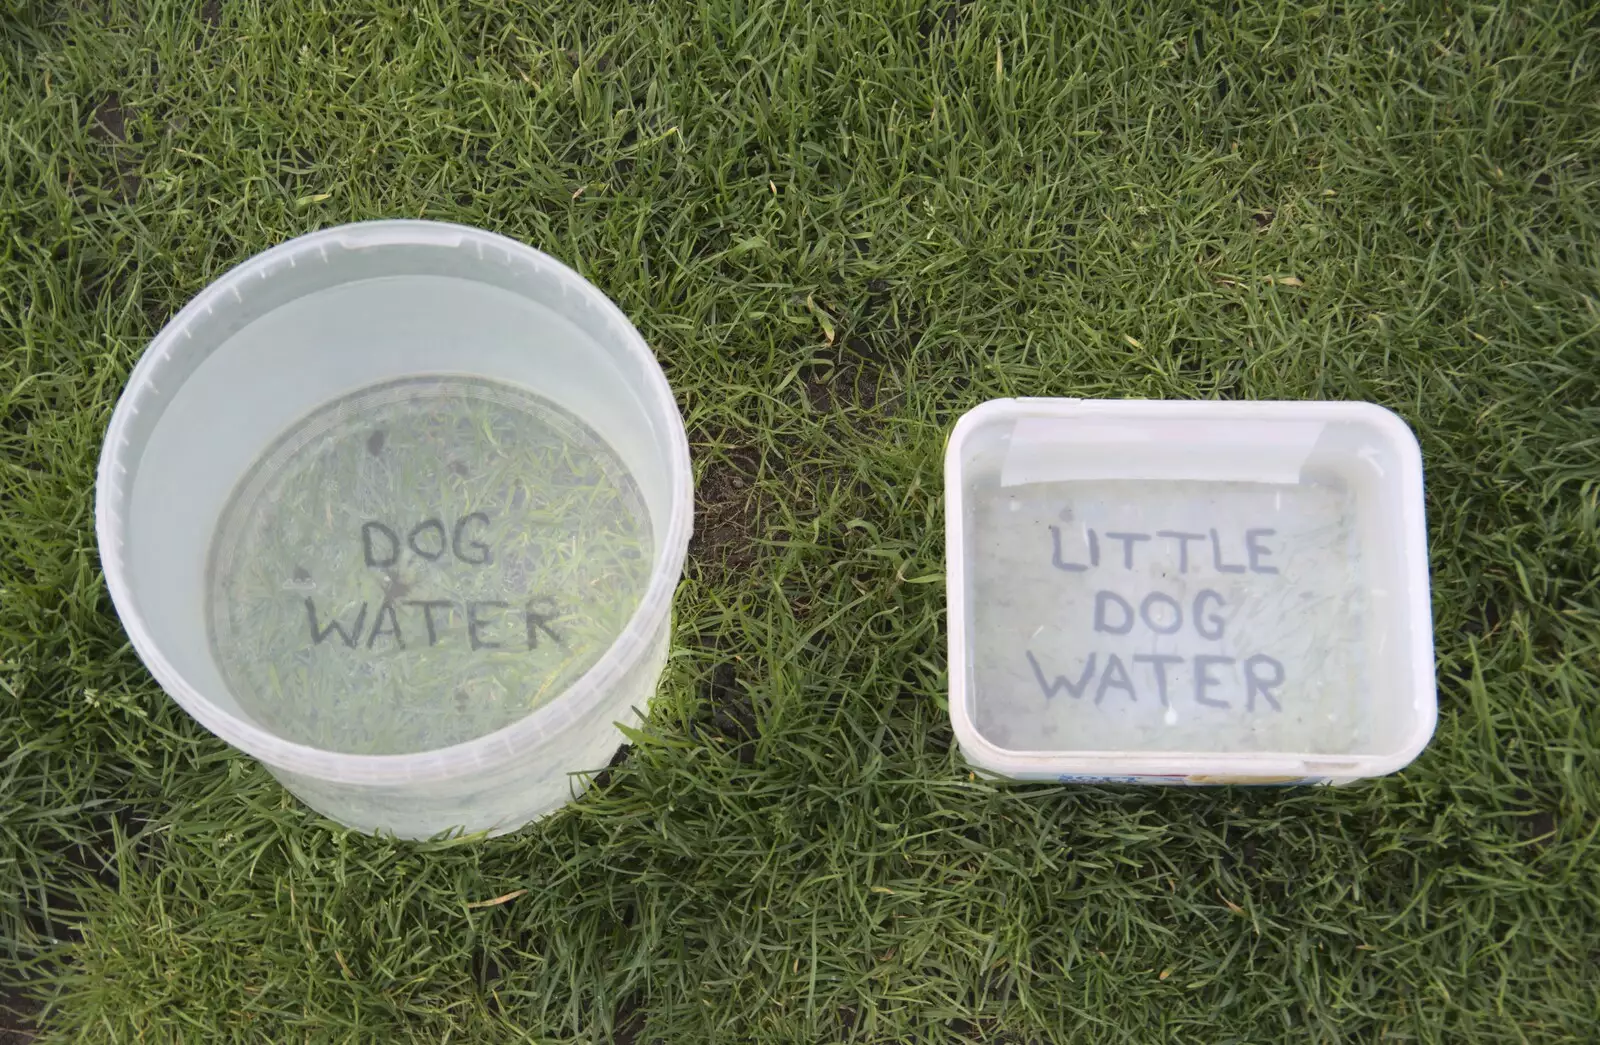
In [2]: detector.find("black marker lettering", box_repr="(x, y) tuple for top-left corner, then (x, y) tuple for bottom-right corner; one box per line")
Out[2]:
(306, 598), (367, 648)
(1048, 525), (1088, 571)
(1139, 591), (1183, 635)
(467, 600), (509, 650)
(524, 598), (565, 650)
(1193, 588), (1226, 640)
(1104, 531), (1151, 569)
(1245, 528), (1278, 574)
(1244, 654), (1285, 711)
(1194, 655), (1234, 708)
(405, 599), (451, 646)
(452, 512), (492, 565)
(1087, 528), (1100, 567)
(1209, 529), (1246, 573)
(1095, 653), (1137, 704)
(1156, 531), (1205, 573)
(407, 518), (447, 560)
(366, 600), (405, 649)
(1026, 651), (1096, 700)
(1093, 590), (1134, 635)
(1133, 654), (1183, 707)
(361, 522), (399, 568)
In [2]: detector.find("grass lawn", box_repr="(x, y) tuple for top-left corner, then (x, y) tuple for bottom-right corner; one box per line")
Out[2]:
(3, 0), (1598, 1041)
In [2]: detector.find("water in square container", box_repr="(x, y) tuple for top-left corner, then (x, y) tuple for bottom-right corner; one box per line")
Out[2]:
(969, 479), (1366, 754)
(945, 400), (1435, 785)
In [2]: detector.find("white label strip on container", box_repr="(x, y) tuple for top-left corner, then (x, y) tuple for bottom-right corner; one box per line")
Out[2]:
(999, 417), (1325, 487)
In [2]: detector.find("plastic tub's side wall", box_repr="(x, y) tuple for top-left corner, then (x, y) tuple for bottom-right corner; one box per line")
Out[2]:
(269, 616), (671, 838)
(943, 402), (1004, 784)
(1354, 403), (1437, 776)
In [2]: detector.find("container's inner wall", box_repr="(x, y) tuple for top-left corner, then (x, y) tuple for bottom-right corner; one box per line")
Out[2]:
(123, 261), (677, 742)
(1308, 418), (1421, 758)
(960, 416), (1392, 757)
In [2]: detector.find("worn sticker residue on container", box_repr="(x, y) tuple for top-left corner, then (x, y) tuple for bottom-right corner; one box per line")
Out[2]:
(1000, 417), (1324, 486)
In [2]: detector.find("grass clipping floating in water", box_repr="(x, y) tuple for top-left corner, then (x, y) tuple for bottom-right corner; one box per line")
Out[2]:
(207, 376), (653, 755)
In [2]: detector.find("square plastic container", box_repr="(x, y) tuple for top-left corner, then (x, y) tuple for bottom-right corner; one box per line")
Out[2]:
(944, 399), (1435, 785)
(97, 222), (692, 838)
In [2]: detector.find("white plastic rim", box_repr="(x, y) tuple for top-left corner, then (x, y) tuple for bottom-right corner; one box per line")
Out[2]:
(944, 398), (1436, 785)
(96, 221), (693, 790)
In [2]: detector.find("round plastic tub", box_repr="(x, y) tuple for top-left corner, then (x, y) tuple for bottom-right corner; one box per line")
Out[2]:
(96, 221), (692, 838)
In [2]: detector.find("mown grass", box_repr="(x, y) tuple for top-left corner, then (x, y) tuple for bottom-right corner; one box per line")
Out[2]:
(2, 0), (1598, 1041)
